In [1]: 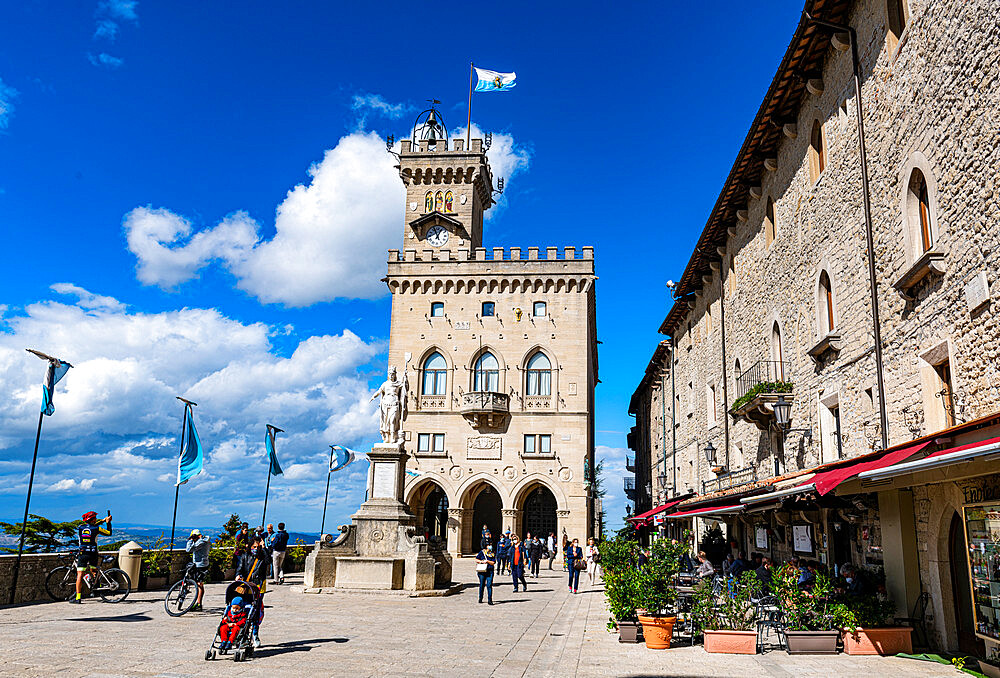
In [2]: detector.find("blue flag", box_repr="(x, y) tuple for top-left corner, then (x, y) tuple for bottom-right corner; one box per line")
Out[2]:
(329, 445), (356, 473)
(177, 405), (204, 486)
(474, 67), (516, 92)
(41, 359), (72, 416)
(266, 426), (283, 476)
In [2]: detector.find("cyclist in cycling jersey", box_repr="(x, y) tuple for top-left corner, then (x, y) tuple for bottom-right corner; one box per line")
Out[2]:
(72, 510), (112, 603)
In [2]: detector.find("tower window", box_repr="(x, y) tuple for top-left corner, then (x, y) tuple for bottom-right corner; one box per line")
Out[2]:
(819, 270), (835, 334)
(764, 198), (776, 248)
(421, 351), (447, 395)
(533, 301), (547, 317)
(473, 351), (500, 392)
(444, 191), (454, 213)
(909, 168), (935, 253)
(809, 120), (826, 183)
(434, 191), (444, 212)
(525, 352), (552, 396)
(430, 302), (444, 317)
(887, 0), (908, 49)
(417, 433), (445, 454)
(523, 434), (551, 456)
(424, 191), (433, 213)
(481, 301), (495, 317)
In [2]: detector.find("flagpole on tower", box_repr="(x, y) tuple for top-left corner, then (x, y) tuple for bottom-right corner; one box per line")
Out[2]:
(320, 446), (334, 536)
(466, 61), (474, 148)
(168, 397), (197, 554)
(262, 424), (283, 526)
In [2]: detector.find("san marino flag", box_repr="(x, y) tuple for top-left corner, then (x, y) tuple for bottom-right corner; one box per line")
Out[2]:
(474, 67), (516, 92)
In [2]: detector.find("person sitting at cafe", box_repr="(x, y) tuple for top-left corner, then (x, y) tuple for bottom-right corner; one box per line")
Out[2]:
(755, 556), (774, 591)
(840, 565), (870, 596)
(730, 551), (749, 579)
(696, 551), (715, 579)
(798, 560), (816, 588)
(721, 553), (735, 576)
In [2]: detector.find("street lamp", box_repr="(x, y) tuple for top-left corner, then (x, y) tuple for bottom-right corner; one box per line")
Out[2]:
(773, 395), (792, 430)
(657, 472), (668, 492)
(703, 441), (717, 465)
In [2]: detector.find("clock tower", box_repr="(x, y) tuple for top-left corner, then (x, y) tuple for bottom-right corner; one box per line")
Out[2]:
(396, 105), (493, 251)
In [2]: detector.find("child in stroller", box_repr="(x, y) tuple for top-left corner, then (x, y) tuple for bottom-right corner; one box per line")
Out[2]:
(206, 580), (264, 662)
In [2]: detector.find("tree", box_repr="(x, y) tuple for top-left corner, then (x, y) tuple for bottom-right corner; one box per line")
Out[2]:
(214, 513), (241, 547)
(0, 514), (81, 553)
(591, 458), (608, 537)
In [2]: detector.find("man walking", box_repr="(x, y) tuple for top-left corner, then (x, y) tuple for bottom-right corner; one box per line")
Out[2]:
(270, 522), (290, 584)
(497, 531), (511, 575)
(510, 534), (528, 592)
(547, 532), (558, 570)
(233, 523), (250, 580)
(185, 529), (210, 611)
(527, 533), (542, 578)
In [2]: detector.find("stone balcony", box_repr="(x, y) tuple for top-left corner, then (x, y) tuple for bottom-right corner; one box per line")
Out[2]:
(460, 391), (509, 429)
(731, 360), (793, 431)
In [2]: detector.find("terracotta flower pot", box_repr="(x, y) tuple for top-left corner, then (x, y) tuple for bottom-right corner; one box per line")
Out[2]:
(703, 629), (758, 654)
(784, 629), (840, 655)
(978, 661), (1000, 678)
(617, 620), (644, 644)
(841, 627), (913, 655)
(637, 615), (676, 650)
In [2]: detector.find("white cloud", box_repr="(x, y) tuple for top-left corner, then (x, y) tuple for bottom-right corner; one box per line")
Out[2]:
(0, 77), (18, 130)
(123, 115), (532, 306)
(47, 478), (97, 492)
(50, 283), (125, 312)
(88, 52), (124, 69)
(351, 94), (412, 120)
(93, 0), (137, 40)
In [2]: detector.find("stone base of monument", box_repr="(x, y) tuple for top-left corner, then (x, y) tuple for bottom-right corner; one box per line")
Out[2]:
(302, 442), (453, 596)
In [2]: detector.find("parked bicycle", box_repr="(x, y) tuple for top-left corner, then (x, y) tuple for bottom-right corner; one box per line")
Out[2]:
(45, 551), (131, 603)
(165, 562), (202, 616)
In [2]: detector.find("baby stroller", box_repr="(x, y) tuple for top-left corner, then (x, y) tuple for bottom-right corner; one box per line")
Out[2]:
(205, 580), (263, 662)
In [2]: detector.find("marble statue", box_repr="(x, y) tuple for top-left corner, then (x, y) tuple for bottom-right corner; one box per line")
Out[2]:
(370, 358), (409, 444)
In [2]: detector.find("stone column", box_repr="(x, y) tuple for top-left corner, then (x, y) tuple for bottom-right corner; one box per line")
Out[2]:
(878, 488), (922, 617)
(447, 508), (464, 556)
(502, 509), (521, 536)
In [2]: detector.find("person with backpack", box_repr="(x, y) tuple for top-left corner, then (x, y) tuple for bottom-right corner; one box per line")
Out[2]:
(269, 522), (290, 584)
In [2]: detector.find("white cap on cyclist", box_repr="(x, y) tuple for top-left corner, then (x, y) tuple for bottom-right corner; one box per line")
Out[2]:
(190, 529), (201, 537)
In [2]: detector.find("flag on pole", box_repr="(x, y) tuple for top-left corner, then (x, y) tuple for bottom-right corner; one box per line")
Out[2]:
(40, 359), (72, 416)
(329, 445), (356, 473)
(266, 425), (283, 476)
(474, 67), (516, 92)
(176, 404), (204, 486)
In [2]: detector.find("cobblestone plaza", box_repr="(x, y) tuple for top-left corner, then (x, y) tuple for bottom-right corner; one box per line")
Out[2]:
(2, 560), (954, 677)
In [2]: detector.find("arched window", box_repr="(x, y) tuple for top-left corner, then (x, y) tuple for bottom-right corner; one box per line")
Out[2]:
(809, 120), (826, 182)
(473, 352), (499, 392)
(764, 198), (776, 248)
(444, 191), (454, 212)
(434, 191), (444, 212)
(911, 168), (934, 252)
(525, 352), (552, 396)
(887, 0), (908, 48)
(771, 322), (785, 380)
(424, 191), (433, 213)
(734, 358), (742, 380)
(421, 351), (447, 395)
(819, 271), (835, 334)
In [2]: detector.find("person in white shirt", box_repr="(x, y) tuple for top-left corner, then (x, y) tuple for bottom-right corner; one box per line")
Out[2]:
(546, 532), (558, 570)
(585, 537), (601, 584)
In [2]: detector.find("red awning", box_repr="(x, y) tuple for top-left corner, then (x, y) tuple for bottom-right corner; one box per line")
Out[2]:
(924, 435), (1000, 460)
(627, 498), (685, 525)
(666, 504), (742, 519)
(805, 441), (931, 495)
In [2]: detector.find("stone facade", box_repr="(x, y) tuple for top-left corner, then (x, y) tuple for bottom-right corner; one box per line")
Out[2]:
(386, 128), (599, 554)
(630, 0), (999, 653)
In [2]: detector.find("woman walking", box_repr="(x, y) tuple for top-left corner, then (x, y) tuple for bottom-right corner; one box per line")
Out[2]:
(566, 538), (584, 594)
(475, 543), (496, 605)
(510, 534), (528, 592)
(585, 537), (601, 585)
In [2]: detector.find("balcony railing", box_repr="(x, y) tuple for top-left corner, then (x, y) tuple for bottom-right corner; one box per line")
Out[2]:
(626, 455), (635, 472)
(735, 360), (789, 402)
(460, 391), (510, 414)
(702, 466), (758, 495)
(623, 477), (635, 492)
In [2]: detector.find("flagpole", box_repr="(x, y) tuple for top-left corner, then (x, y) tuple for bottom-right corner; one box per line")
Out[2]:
(168, 403), (189, 554)
(8, 410), (45, 605)
(262, 470), (272, 527)
(466, 61), (474, 148)
(320, 465), (332, 536)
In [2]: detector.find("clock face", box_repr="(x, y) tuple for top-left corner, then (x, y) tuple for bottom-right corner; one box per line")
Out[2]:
(426, 225), (449, 247)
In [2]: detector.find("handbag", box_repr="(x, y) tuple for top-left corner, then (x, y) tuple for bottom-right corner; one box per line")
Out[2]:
(476, 562), (489, 573)
(574, 558), (587, 571)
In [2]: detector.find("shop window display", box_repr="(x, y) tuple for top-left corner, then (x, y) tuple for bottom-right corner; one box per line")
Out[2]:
(964, 503), (1000, 641)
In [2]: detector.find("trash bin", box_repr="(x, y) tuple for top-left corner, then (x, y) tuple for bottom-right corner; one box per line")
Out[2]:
(118, 541), (143, 587)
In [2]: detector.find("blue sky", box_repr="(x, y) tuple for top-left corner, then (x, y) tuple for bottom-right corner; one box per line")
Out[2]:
(0, 1), (802, 536)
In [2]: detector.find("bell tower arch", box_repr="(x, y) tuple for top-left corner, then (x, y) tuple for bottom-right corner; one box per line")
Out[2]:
(396, 103), (494, 251)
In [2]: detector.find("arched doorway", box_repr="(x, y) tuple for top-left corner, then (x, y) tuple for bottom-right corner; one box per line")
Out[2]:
(949, 511), (983, 655)
(521, 485), (557, 540)
(471, 485), (502, 552)
(423, 488), (448, 542)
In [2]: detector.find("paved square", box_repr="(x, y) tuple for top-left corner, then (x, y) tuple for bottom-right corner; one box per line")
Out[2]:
(1, 560), (955, 677)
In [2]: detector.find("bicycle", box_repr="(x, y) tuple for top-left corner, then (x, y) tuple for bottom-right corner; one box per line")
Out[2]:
(164, 562), (202, 616)
(45, 551), (132, 603)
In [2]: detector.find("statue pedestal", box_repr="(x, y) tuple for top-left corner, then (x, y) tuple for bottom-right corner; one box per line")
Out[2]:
(304, 441), (450, 594)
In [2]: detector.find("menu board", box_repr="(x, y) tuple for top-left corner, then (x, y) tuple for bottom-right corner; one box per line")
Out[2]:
(964, 503), (1000, 642)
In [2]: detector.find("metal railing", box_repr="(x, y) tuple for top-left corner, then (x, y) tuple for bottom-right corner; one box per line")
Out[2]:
(459, 391), (510, 414)
(735, 360), (789, 401)
(626, 455), (635, 472)
(623, 477), (635, 492)
(702, 466), (758, 495)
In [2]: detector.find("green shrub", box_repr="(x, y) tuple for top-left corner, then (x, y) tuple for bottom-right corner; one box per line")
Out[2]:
(601, 533), (642, 625)
(731, 381), (793, 412)
(141, 537), (170, 577)
(771, 564), (851, 631)
(634, 537), (688, 616)
(692, 571), (762, 632)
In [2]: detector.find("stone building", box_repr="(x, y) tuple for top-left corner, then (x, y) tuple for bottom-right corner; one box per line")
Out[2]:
(629, 0), (999, 659)
(384, 108), (599, 555)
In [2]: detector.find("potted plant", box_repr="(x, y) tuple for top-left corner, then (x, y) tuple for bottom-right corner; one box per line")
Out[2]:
(692, 571), (761, 654)
(142, 537), (170, 589)
(771, 564), (847, 654)
(634, 538), (686, 649)
(840, 592), (908, 655)
(977, 647), (1000, 678)
(600, 533), (644, 643)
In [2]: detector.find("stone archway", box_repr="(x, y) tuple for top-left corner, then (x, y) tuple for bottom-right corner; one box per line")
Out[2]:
(423, 487), (449, 542)
(470, 485), (502, 553)
(520, 484), (558, 541)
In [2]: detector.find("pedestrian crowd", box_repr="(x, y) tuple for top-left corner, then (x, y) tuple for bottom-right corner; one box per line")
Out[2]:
(474, 525), (602, 603)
